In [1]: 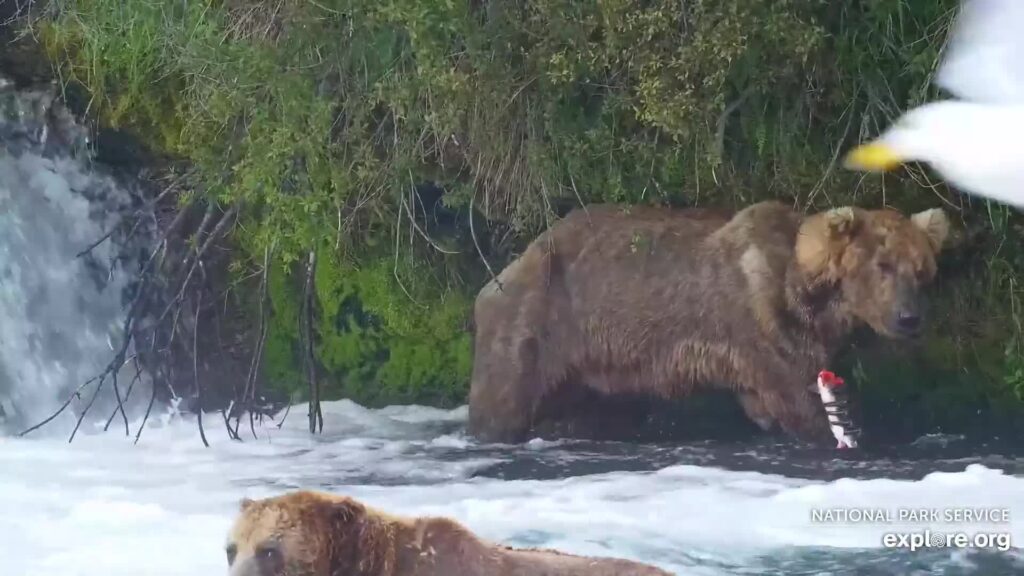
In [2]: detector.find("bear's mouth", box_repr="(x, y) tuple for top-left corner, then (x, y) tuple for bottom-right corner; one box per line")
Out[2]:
(891, 320), (923, 339)
(875, 318), (924, 341)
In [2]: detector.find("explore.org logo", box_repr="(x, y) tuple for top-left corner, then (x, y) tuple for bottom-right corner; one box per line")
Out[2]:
(882, 530), (1013, 552)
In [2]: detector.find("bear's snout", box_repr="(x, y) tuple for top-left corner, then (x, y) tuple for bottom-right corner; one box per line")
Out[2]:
(888, 285), (925, 338)
(895, 309), (922, 333)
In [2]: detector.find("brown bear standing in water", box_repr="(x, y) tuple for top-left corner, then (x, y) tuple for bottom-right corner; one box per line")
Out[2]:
(468, 201), (950, 443)
(225, 490), (671, 576)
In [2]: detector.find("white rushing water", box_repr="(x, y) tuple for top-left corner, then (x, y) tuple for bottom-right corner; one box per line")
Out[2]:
(0, 80), (149, 434)
(1, 401), (1023, 576)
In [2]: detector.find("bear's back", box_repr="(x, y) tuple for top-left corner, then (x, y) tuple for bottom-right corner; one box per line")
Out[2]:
(537, 201), (800, 325)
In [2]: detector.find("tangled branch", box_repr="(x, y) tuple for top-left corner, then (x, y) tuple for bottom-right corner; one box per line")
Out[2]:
(13, 163), (274, 445)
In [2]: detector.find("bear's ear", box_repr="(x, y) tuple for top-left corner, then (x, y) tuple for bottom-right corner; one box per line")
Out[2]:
(327, 497), (397, 570)
(910, 207), (949, 254)
(795, 206), (861, 284)
(324, 497), (397, 573)
(823, 206), (860, 239)
(239, 497), (256, 512)
(328, 497), (362, 530)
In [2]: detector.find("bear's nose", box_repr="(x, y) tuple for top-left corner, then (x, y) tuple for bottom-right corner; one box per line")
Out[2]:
(896, 312), (921, 332)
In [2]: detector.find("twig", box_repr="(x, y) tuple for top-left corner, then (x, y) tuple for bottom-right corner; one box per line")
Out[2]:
(132, 319), (164, 445)
(301, 250), (323, 434)
(104, 356), (143, 433)
(276, 402), (291, 429)
(16, 375), (100, 437)
(134, 375), (158, 445)
(109, 351), (131, 436)
(222, 404), (239, 440)
(804, 98), (856, 210)
(106, 212), (155, 279)
(392, 202), (422, 306)
(235, 243), (271, 440)
(156, 204), (239, 326)
(68, 374), (106, 443)
(75, 228), (117, 259)
(469, 187), (503, 292)
(194, 290), (209, 447)
(248, 246), (272, 439)
(75, 178), (183, 259)
(569, 174), (590, 223)
(402, 172), (459, 254)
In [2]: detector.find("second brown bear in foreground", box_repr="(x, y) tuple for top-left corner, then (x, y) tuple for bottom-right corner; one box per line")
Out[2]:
(468, 200), (950, 443)
(226, 490), (672, 576)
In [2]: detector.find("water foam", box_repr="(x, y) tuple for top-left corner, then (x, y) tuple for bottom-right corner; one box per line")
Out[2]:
(1, 400), (1021, 575)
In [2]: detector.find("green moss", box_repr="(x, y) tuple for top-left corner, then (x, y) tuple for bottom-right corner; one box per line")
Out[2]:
(249, 227), (472, 405)
(20, 0), (1024, 429)
(263, 257), (304, 396)
(836, 337), (1024, 439)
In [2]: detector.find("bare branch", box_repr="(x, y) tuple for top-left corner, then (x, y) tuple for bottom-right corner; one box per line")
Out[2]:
(301, 249), (322, 434)
(469, 187), (503, 292)
(194, 290), (210, 447)
(109, 353), (131, 436)
(402, 173), (459, 254)
(68, 374), (105, 443)
(234, 243), (271, 440)
(104, 356), (143, 433)
(156, 204), (239, 325)
(134, 375), (158, 445)
(75, 175), (185, 259)
(16, 375), (100, 437)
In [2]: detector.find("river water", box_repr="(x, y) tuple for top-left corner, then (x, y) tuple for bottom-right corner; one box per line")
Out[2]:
(1, 403), (1023, 575)
(2, 75), (1023, 576)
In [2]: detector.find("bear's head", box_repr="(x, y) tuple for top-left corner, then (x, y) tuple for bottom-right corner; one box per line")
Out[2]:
(225, 491), (396, 576)
(795, 205), (950, 339)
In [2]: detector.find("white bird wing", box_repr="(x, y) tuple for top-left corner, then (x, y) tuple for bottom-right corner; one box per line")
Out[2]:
(935, 0), (1024, 103)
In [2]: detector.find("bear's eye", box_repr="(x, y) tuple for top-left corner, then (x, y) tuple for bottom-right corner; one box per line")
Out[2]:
(225, 543), (237, 566)
(256, 543), (281, 564)
(877, 261), (895, 275)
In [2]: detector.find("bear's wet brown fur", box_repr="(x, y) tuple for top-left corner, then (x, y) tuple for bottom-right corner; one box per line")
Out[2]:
(225, 490), (671, 576)
(468, 201), (950, 443)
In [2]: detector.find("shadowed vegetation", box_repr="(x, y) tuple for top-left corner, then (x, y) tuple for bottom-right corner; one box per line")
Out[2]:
(11, 0), (1024, 437)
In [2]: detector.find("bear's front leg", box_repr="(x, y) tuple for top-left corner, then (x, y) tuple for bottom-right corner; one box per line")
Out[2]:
(756, 385), (834, 445)
(737, 390), (777, 432)
(468, 370), (536, 443)
(782, 386), (835, 444)
(468, 333), (544, 444)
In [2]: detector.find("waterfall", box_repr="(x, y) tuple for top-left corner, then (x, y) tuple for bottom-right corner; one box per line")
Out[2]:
(0, 75), (154, 435)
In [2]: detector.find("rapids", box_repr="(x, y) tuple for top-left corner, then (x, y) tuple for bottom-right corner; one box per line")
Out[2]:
(1, 403), (1022, 575)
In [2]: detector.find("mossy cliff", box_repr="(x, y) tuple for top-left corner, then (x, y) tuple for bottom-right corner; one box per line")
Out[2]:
(12, 0), (1024, 436)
